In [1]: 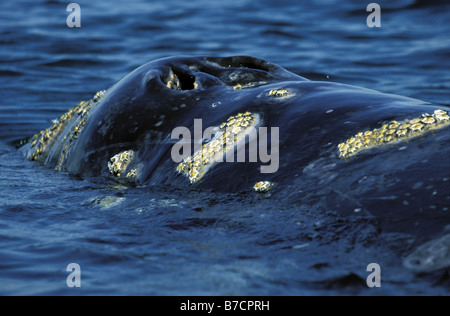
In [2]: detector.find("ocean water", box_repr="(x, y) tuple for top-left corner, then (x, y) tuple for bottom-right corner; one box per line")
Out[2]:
(0, 0), (449, 295)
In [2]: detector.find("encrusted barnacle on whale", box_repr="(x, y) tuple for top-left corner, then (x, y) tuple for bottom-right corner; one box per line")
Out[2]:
(176, 112), (259, 184)
(338, 109), (450, 159)
(27, 90), (106, 170)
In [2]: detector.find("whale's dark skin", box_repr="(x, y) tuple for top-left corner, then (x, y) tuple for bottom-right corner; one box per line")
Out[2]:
(23, 56), (450, 245)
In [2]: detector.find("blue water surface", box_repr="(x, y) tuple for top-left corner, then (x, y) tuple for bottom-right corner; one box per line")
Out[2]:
(0, 0), (449, 295)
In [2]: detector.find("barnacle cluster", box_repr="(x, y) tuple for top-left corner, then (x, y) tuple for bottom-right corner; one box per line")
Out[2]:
(126, 168), (138, 180)
(233, 83), (255, 90)
(176, 112), (258, 184)
(253, 181), (274, 193)
(29, 90), (106, 169)
(165, 70), (181, 90)
(338, 109), (450, 159)
(108, 150), (136, 178)
(269, 89), (292, 98)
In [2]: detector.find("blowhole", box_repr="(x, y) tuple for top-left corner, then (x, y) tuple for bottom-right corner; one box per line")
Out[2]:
(165, 68), (196, 91)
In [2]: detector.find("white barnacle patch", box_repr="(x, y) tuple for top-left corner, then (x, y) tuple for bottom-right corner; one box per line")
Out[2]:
(233, 83), (243, 90)
(126, 168), (138, 180)
(253, 181), (274, 193)
(176, 112), (259, 184)
(338, 109), (450, 159)
(108, 150), (135, 177)
(233, 83), (255, 91)
(166, 70), (181, 90)
(268, 89), (292, 98)
(29, 90), (106, 168)
(433, 109), (449, 122)
(93, 90), (106, 102)
(421, 116), (435, 125)
(410, 123), (424, 131)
